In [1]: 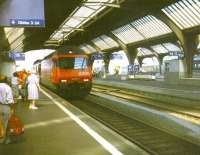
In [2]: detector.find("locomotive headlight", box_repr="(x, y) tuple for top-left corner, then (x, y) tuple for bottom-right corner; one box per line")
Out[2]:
(61, 79), (67, 83)
(83, 78), (89, 82)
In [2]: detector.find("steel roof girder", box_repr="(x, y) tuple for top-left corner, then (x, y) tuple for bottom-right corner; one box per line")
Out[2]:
(89, 41), (101, 53)
(143, 46), (159, 58)
(153, 10), (199, 77)
(107, 32), (137, 64)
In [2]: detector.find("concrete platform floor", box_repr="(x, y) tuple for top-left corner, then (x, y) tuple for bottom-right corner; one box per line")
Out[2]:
(0, 87), (148, 155)
(93, 79), (200, 100)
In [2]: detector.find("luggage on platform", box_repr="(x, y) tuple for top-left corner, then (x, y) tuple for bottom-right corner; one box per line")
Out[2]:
(8, 114), (24, 136)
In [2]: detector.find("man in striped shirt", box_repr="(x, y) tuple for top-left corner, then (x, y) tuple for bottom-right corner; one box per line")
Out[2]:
(0, 75), (14, 144)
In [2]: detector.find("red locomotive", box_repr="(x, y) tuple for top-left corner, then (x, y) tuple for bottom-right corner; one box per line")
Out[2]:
(35, 48), (92, 97)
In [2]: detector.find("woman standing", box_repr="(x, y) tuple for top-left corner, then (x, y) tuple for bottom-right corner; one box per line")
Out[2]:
(27, 71), (40, 110)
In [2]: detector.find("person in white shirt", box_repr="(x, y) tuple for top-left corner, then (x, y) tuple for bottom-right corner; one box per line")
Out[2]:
(0, 75), (14, 144)
(27, 72), (40, 110)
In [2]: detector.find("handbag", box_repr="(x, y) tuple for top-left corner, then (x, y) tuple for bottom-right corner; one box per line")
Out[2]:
(8, 114), (24, 136)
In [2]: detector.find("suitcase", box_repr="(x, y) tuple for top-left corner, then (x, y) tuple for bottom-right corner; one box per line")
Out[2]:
(8, 115), (24, 136)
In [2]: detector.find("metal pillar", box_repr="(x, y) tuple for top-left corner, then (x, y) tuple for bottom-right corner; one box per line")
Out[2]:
(158, 55), (164, 75)
(138, 57), (144, 67)
(107, 33), (137, 64)
(154, 11), (198, 78)
(103, 52), (111, 73)
(0, 28), (10, 51)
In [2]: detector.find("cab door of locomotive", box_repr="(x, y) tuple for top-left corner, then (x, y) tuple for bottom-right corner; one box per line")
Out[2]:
(51, 59), (59, 84)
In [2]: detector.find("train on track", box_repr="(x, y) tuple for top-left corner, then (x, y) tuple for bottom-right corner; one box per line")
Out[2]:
(34, 47), (92, 97)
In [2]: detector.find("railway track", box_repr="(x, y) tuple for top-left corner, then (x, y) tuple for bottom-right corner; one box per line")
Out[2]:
(92, 84), (200, 120)
(69, 97), (200, 155)
(57, 84), (200, 154)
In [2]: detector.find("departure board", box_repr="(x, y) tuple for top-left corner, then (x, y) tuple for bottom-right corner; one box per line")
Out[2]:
(0, 0), (45, 27)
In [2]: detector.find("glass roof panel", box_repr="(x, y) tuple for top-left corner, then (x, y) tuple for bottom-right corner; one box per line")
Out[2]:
(80, 45), (91, 54)
(80, 43), (97, 53)
(111, 15), (171, 45)
(73, 6), (95, 18)
(151, 44), (169, 54)
(86, 44), (97, 53)
(4, 28), (24, 45)
(92, 37), (111, 50)
(131, 15), (172, 39)
(10, 34), (25, 51)
(112, 24), (144, 44)
(162, 0), (200, 29)
(137, 47), (153, 57)
(80, 45), (88, 52)
(84, 2), (102, 10)
(49, 0), (117, 42)
(51, 31), (63, 40)
(100, 35), (119, 48)
(64, 18), (81, 28)
(162, 43), (182, 52)
(179, 1), (199, 25)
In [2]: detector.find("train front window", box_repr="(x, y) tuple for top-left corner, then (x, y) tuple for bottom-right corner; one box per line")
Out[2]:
(58, 57), (87, 69)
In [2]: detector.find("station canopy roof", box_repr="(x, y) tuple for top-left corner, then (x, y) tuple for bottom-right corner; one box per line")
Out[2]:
(162, 0), (200, 29)
(80, 43), (97, 54)
(112, 15), (172, 44)
(91, 35), (119, 50)
(46, 0), (121, 45)
(0, 0), (199, 56)
(137, 42), (182, 57)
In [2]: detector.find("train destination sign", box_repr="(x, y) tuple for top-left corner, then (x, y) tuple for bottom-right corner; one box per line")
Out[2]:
(0, 0), (45, 27)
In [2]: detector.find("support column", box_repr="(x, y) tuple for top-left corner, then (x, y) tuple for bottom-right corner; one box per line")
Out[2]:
(0, 52), (16, 80)
(0, 28), (10, 51)
(138, 57), (144, 67)
(88, 42), (101, 71)
(183, 36), (198, 78)
(127, 47), (138, 65)
(158, 55), (164, 75)
(107, 33), (137, 65)
(154, 11), (198, 78)
(103, 52), (112, 74)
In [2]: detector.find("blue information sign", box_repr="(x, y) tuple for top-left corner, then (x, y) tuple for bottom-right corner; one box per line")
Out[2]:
(169, 51), (184, 60)
(111, 54), (123, 60)
(0, 0), (45, 27)
(8, 52), (25, 61)
(128, 64), (139, 74)
(91, 53), (104, 60)
(10, 19), (45, 27)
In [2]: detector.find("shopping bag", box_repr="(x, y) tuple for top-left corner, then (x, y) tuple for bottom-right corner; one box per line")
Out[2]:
(0, 120), (5, 138)
(8, 114), (24, 136)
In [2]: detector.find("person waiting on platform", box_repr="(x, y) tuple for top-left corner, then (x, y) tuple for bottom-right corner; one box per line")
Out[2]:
(17, 70), (28, 101)
(27, 71), (40, 110)
(11, 72), (19, 103)
(0, 75), (14, 144)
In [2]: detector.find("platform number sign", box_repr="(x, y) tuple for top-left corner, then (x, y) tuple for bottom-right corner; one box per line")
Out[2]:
(128, 64), (139, 74)
(169, 51), (184, 60)
(91, 53), (104, 60)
